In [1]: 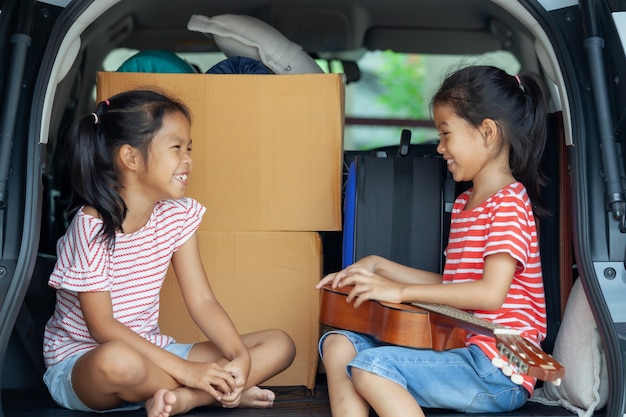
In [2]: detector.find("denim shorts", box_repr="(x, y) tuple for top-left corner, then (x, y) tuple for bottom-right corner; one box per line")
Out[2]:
(43, 342), (194, 413)
(319, 330), (528, 413)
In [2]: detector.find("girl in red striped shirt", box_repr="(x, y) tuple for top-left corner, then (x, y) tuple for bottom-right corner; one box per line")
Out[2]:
(317, 65), (549, 417)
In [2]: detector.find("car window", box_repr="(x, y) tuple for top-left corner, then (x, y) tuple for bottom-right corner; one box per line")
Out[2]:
(103, 48), (520, 151)
(342, 50), (520, 150)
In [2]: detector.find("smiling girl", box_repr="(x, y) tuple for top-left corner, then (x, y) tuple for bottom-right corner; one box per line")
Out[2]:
(42, 90), (295, 417)
(317, 65), (548, 417)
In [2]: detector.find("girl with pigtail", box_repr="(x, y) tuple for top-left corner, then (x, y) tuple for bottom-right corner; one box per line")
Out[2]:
(43, 89), (295, 417)
(317, 65), (549, 417)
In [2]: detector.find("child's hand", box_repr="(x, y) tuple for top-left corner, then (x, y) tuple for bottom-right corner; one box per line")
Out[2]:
(178, 361), (237, 402)
(344, 274), (404, 307)
(316, 257), (377, 290)
(217, 358), (250, 408)
(315, 271), (339, 289)
(216, 371), (244, 408)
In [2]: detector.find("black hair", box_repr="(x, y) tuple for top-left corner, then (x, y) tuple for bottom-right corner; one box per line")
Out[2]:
(66, 89), (191, 246)
(430, 65), (548, 217)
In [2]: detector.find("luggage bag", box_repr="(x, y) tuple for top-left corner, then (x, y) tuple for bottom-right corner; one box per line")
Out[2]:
(342, 141), (453, 274)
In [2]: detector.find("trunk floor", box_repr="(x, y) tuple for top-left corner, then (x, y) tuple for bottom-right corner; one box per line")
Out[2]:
(2, 381), (580, 417)
(2, 385), (330, 416)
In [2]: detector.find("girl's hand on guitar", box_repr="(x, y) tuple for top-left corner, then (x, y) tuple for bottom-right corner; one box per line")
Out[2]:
(316, 262), (376, 290)
(316, 272), (340, 289)
(343, 273), (405, 308)
(346, 256), (379, 274)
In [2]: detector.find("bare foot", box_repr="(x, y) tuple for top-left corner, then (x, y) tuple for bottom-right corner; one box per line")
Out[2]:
(145, 388), (177, 417)
(239, 386), (275, 408)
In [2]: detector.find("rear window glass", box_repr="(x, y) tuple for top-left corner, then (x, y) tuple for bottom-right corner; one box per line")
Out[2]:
(340, 50), (520, 151)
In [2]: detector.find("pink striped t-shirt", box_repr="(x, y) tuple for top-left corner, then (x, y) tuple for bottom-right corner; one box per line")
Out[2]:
(43, 197), (205, 367)
(443, 182), (547, 394)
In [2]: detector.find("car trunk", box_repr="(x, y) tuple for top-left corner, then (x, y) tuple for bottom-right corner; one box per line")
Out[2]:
(0, 0), (623, 416)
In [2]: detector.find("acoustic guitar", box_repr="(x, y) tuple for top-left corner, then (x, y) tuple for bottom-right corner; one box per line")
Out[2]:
(319, 284), (564, 385)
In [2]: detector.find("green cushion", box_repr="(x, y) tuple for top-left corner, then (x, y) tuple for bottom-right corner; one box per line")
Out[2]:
(117, 50), (197, 73)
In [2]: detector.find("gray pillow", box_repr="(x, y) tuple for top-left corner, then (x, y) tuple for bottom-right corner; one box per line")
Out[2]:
(529, 279), (608, 417)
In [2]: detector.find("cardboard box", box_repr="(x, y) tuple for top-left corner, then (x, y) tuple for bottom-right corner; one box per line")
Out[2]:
(159, 231), (322, 388)
(96, 72), (344, 232)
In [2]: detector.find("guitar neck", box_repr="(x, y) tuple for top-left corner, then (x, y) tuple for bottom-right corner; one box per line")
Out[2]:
(411, 301), (500, 337)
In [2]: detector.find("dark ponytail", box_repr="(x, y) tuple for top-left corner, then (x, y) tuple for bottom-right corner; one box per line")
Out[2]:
(431, 65), (549, 216)
(65, 90), (191, 247)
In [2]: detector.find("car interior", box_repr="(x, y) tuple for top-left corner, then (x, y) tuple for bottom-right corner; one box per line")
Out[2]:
(0, 0), (624, 416)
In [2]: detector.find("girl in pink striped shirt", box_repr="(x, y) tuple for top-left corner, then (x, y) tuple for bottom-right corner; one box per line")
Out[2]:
(317, 65), (549, 417)
(43, 90), (295, 417)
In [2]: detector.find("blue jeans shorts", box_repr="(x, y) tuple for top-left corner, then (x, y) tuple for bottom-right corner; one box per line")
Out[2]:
(43, 342), (194, 413)
(319, 330), (529, 413)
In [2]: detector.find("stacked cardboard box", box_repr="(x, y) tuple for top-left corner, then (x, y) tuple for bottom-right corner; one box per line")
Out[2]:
(96, 72), (344, 388)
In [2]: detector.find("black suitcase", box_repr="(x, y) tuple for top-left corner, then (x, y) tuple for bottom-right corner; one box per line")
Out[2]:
(342, 134), (454, 274)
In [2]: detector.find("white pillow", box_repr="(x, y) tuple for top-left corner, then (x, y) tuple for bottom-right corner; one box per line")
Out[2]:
(529, 279), (608, 417)
(187, 14), (323, 74)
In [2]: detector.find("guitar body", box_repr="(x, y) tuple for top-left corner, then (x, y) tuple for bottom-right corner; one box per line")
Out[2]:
(319, 285), (466, 350)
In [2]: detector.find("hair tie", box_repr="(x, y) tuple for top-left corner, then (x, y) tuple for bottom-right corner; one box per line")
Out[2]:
(91, 113), (99, 124)
(104, 99), (110, 106)
(513, 75), (526, 93)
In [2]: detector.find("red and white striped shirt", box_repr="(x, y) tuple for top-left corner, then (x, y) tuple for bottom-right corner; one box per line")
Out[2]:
(43, 198), (205, 367)
(443, 182), (546, 394)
